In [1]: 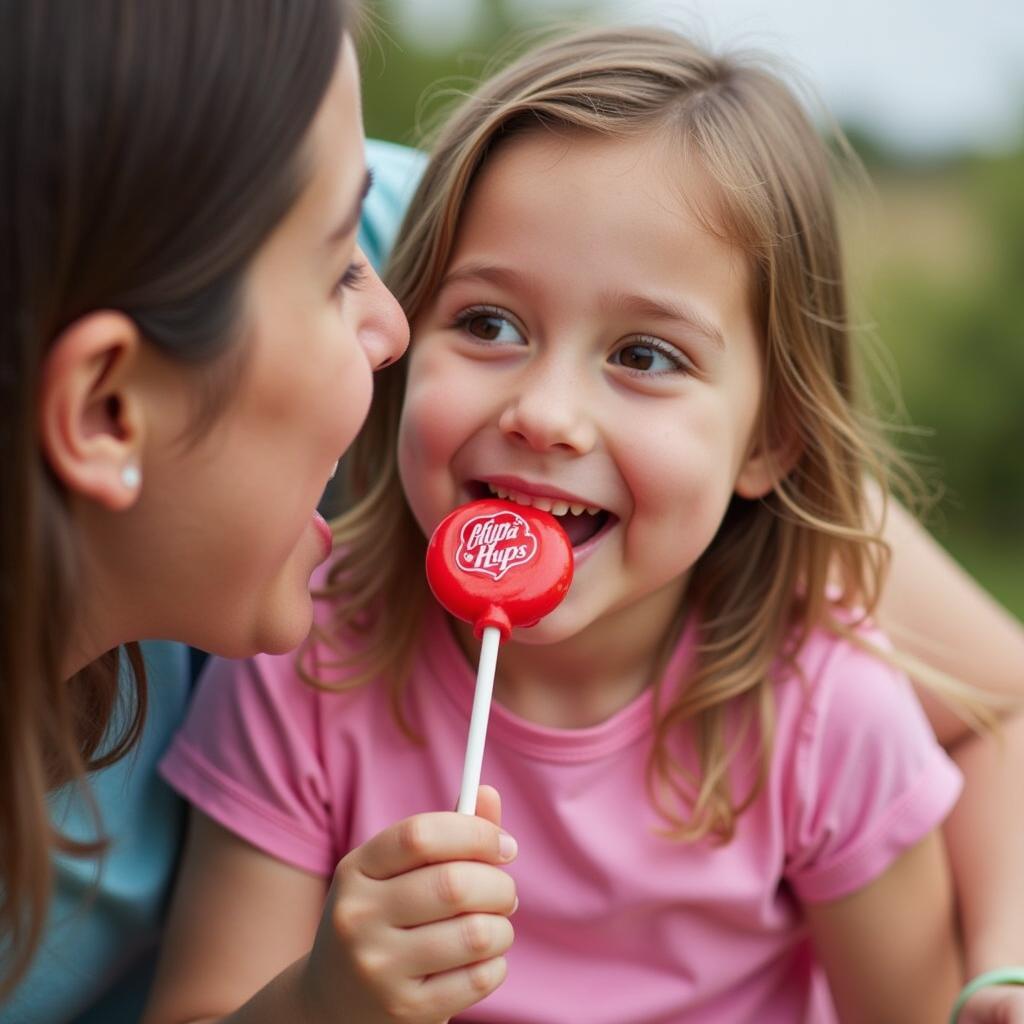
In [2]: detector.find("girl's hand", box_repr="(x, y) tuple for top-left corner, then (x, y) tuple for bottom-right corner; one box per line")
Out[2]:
(300, 786), (518, 1024)
(958, 986), (1024, 1024)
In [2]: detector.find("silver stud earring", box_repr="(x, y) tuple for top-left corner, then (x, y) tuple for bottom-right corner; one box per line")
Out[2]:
(121, 463), (141, 490)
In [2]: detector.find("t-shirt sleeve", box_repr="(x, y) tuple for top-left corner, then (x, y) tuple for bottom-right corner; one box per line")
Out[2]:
(782, 631), (963, 903)
(360, 139), (427, 272)
(159, 651), (338, 877)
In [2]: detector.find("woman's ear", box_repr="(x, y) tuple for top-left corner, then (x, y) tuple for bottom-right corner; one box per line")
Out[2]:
(39, 311), (146, 511)
(734, 419), (803, 500)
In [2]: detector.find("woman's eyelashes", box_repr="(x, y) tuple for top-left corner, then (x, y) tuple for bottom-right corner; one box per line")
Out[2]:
(335, 259), (368, 299)
(451, 304), (692, 377)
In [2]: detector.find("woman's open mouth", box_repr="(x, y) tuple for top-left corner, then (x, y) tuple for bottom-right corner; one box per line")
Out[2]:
(468, 480), (617, 550)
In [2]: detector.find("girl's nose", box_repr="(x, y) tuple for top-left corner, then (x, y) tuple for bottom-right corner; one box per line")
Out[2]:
(358, 256), (410, 370)
(497, 367), (596, 455)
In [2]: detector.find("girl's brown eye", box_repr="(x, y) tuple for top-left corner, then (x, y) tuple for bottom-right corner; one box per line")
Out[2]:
(468, 314), (504, 340)
(456, 308), (525, 346)
(610, 338), (686, 376)
(618, 344), (656, 371)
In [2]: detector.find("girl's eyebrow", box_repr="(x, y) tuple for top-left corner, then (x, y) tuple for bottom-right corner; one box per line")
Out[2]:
(439, 261), (526, 292)
(324, 167), (374, 246)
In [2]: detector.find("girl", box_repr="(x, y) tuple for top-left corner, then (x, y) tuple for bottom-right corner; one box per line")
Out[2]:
(149, 25), (1016, 1024)
(1, 0), (514, 1012)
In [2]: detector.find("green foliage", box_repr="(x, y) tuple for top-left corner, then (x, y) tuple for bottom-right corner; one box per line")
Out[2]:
(864, 146), (1024, 615)
(359, 0), (582, 147)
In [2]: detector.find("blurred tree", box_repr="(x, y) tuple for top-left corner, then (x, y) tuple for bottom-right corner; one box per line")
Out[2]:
(861, 144), (1024, 615)
(359, 0), (562, 146)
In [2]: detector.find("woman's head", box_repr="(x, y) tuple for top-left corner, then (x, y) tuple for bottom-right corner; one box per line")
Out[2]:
(333, 25), (894, 836)
(6, 0), (407, 663)
(1, 0), (406, 991)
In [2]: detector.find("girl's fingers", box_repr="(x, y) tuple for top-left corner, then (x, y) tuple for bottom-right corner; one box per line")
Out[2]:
(347, 811), (517, 881)
(413, 955), (509, 1019)
(401, 913), (515, 977)
(474, 784), (502, 827)
(381, 860), (517, 928)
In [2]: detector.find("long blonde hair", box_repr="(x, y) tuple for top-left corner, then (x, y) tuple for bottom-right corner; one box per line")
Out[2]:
(313, 25), (981, 841)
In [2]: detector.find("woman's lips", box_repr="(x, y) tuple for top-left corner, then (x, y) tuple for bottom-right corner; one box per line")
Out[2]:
(311, 510), (333, 560)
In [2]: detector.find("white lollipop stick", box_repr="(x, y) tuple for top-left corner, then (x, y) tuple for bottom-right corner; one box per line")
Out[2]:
(457, 625), (501, 814)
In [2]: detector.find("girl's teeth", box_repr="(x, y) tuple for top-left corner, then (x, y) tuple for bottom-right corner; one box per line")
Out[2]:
(485, 482), (602, 519)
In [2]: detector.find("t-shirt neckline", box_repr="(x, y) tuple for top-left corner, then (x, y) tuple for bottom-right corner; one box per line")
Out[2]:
(421, 601), (695, 764)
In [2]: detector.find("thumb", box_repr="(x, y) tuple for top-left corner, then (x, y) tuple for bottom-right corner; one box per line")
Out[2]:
(474, 784), (502, 828)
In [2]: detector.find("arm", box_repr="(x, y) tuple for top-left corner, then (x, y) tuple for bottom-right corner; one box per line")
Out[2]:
(805, 829), (961, 1024)
(877, 501), (1024, 1018)
(143, 796), (516, 1024)
(877, 498), (1024, 744)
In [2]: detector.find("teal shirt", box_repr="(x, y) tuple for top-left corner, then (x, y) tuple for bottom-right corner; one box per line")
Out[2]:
(2, 139), (426, 1024)
(2, 643), (191, 1024)
(358, 139), (426, 271)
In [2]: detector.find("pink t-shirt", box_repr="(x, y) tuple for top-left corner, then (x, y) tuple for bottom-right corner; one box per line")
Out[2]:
(160, 589), (961, 1024)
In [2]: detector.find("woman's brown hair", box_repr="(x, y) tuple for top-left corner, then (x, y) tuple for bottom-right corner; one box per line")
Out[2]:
(314, 24), (986, 843)
(0, 0), (347, 994)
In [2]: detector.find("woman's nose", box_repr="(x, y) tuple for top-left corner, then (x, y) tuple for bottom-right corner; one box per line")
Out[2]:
(358, 256), (410, 370)
(498, 364), (596, 455)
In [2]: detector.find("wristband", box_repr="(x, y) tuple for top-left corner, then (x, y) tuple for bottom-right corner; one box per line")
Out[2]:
(949, 967), (1024, 1023)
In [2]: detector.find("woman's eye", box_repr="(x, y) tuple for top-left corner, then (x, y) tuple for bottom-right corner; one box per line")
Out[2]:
(455, 308), (526, 346)
(336, 260), (367, 296)
(611, 339), (687, 375)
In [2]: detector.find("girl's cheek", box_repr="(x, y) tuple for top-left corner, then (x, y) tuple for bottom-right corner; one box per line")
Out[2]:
(404, 379), (471, 458)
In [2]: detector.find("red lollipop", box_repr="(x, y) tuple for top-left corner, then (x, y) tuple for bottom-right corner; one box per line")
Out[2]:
(426, 499), (574, 812)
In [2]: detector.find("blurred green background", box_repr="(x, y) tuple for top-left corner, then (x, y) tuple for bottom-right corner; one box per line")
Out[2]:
(358, 0), (1024, 620)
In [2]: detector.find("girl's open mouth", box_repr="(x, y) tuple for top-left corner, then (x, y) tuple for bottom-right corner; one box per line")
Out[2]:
(468, 481), (617, 549)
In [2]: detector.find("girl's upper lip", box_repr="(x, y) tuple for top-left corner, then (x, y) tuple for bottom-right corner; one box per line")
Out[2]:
(478, 474), (605, 510)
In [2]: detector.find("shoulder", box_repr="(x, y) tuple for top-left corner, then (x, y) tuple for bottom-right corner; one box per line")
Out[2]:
(360, 139), (427, 271)
(5, 641), (191, 1021)
(778, 610), (923, 738)
(776, 611), (962, 901)
(365, 138), (428, 184)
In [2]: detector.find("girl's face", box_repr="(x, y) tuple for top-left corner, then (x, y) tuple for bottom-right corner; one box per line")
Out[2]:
(106, 35), (408, 657)
(399, 131), (771, 650)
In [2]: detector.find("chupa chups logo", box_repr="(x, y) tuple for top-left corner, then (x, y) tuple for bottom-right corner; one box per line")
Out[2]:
(456, 509), (538, 581)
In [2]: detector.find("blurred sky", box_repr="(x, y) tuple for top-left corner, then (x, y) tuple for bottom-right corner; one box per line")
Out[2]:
(390, 0), (1024, 156)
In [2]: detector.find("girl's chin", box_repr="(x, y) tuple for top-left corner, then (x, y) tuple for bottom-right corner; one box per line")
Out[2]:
(508, 606), (589, 647)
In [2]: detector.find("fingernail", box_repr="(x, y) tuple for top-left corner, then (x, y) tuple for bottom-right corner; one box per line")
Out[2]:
(498, 830), (518, 861)
(511, 896), (519, 915)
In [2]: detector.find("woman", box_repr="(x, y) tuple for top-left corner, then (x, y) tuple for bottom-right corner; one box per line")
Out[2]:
(1, 2), (516, 1015)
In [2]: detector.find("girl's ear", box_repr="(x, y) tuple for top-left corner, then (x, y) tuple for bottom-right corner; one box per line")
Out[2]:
(734, 420), (804, 500)
(39, 311), (147, 511)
